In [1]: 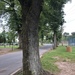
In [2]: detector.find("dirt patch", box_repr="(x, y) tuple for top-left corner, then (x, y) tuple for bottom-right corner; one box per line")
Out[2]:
(0, 48), (20, 55)
(55, 61), (75, 75)
(0, 48), (12, 55)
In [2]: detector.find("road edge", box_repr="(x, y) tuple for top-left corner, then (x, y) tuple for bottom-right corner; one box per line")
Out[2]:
(10, 68), (21, 75)
(10, 49), (51, 75)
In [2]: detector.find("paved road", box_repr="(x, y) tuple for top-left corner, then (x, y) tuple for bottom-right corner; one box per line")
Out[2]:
(0, 44), (52, 75)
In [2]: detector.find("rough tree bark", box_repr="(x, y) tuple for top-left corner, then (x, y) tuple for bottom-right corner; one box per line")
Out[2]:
(18, 0), (44, 75)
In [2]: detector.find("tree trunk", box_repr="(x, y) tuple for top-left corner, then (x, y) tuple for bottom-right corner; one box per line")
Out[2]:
(18, 0), (44, 75)
(53, 32), (56, 49)
(18, 31), (22, 49)
(41, 30), (44, 45)
(56, 41), (59, 47)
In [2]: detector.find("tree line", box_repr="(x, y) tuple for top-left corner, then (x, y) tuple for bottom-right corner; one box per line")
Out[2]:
(0, 0), (71, 75)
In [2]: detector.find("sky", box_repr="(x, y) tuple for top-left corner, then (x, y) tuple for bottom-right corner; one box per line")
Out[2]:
(0, 19), (7, 33)
(63, 0), (75, 35)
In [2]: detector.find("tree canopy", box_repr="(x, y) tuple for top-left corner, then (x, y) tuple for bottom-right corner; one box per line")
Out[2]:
(0, 0), (71, 75)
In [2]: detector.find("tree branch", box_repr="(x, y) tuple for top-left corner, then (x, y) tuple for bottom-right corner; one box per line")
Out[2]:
(1, 0), (11, 5)
(18, 0), (24, 5)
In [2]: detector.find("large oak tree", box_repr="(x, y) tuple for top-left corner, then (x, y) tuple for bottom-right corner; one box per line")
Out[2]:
(17, 0), (47, 75)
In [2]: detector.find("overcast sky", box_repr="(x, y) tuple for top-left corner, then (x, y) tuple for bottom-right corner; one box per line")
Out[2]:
(63, 0), (75, 34)
(0, 19), (7, 33)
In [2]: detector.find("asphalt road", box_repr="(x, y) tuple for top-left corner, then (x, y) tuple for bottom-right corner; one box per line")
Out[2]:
(0, 44), (53, 75)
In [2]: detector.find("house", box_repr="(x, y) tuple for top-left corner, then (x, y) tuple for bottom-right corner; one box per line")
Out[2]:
(68, 38), (75, 46)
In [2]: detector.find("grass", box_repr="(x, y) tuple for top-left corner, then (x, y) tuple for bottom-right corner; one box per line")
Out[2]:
(0, 45), (19, 49)
(14, 46), (75, 75)
(41, 46), (75, 74)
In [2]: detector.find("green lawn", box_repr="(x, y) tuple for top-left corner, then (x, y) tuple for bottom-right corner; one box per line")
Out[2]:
(0, 45), (19, 49)
(41, 46), (75, 74)
(15, 46), (75, 75)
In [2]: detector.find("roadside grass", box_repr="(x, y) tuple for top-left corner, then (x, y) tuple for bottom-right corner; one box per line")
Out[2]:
(14, 46), (75, 75)
(0, 45), (19, 49)
(41, 46), (75, 74)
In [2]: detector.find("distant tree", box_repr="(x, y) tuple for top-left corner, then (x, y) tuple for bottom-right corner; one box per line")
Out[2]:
(0, 0), (22, 48)
(39, 12), (49, 45)
(6, 30), (17, 44)
(43, 0), (70, 49)
(0, 31), (6, 47)
(0, 33), (5, 43)
(63, 32), (69, 40)
(56, 29), (62, 46)
(71, 32), (75, 37)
